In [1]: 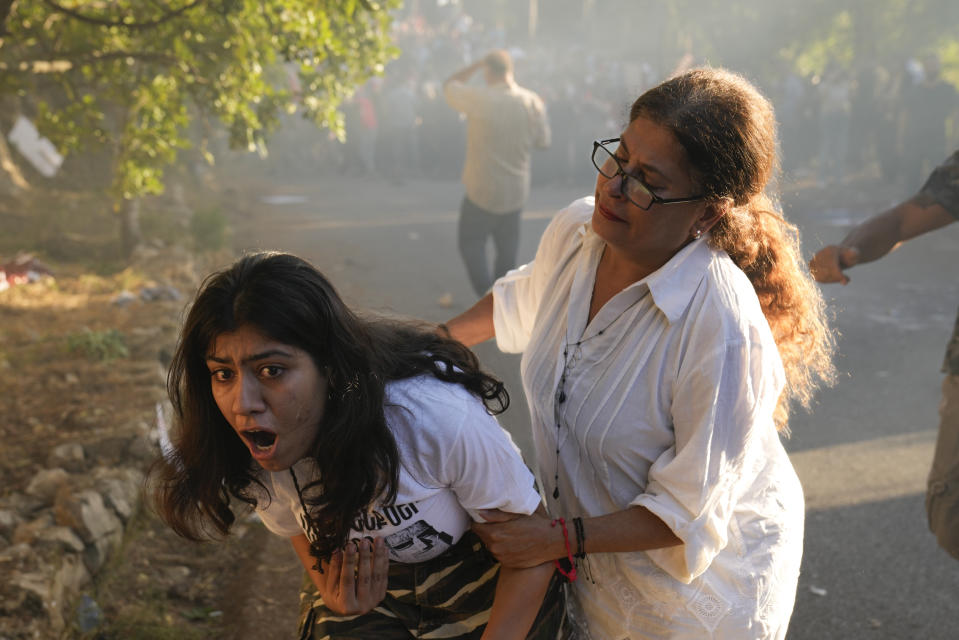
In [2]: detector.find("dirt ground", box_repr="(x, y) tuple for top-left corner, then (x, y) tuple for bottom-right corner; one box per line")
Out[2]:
(0, 189), (304, 638)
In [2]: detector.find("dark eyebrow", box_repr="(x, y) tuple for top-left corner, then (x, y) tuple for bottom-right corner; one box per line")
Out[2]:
(618, 137), (669, 182)
(206, 349), (295, 365)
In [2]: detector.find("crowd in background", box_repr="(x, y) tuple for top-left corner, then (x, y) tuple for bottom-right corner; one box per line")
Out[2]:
(329, 4), (645, 192)
(259, 3), (958, 204)
(777, 53), (958, 195)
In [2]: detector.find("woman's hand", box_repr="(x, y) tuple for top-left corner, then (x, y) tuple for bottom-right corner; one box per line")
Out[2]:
(316, 537), (390, 616)
(471, 509), (561, 568)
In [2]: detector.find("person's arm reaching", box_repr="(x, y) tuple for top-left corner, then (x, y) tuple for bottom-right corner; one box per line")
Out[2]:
(809, 195), (955, 284)
(442, 292), (495, 347)
(472, 505), (681, 569)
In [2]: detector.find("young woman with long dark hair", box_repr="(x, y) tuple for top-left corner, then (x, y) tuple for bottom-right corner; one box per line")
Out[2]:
(151, 252), (564, 639)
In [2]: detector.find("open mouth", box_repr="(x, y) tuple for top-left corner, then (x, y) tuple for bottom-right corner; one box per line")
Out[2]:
(244, 429), (277, 452)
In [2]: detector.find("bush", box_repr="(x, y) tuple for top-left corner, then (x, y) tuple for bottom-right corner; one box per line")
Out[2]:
(190, 207), (228, 252)
(66, 328), (129, 361)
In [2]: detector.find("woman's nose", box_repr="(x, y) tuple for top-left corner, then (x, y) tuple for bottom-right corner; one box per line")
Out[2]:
(232, 373), (265, 415)
(601, 171), (626, 199)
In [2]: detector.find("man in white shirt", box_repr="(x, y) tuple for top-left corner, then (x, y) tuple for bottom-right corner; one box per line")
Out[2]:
(444, 49), (550, 295)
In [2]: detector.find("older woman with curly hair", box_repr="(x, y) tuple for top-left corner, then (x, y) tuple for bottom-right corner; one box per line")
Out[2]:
(444, 67), (836, 639)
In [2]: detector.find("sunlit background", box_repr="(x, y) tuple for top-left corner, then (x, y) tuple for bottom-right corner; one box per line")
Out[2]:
(1, 1), (958, 638)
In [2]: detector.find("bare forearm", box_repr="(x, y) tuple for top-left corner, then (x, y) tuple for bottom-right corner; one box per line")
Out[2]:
(291, 534), (326, 592)
(837, 205), (910, 265)
(445, 292), (495, 347)
(579, 506), (681, 554)
(474, 505), (681, 568)
(839, 198), (955, 265)
(482, 563), (554, 640)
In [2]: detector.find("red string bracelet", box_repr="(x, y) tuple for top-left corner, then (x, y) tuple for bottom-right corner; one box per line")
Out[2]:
(551, 518), (577, 582)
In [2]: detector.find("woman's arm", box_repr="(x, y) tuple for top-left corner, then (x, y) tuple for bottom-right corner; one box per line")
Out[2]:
(473, 506), (681, 568)
(482, 563), (555, 640)
(290, 534), (390, 616)
(477, 506), (558, 640)
(443, 292), (495, 347)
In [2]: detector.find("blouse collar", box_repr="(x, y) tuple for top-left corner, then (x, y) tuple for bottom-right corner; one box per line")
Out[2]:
(579, 222), (713, 325)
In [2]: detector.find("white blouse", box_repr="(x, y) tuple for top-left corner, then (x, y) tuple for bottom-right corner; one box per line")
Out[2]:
(492, 197), (804, 639)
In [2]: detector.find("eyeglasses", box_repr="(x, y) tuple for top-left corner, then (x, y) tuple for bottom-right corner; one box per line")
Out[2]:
(591, 138), (704, 210)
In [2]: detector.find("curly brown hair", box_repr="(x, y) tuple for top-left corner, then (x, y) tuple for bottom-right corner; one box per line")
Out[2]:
(631, 68), (836, 430)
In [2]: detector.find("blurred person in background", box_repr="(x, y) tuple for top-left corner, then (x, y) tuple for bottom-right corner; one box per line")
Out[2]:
(810, 149), (959, 561)
(151, 252), (567, 639)
(440, 68), (836, 639)
(341, 85), (378, 177)
(775, 63), (809, 178)
(817, 63), (852, 187)
(381, 72), (420, 185)
(898, 54), (958, 193)
(444, 49), (551, 296)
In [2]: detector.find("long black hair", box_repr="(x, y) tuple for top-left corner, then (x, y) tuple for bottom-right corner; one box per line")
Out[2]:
(151, 252), (508, 563)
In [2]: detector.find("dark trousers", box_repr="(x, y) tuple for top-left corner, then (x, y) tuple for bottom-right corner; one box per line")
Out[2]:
(457, 196), (521, 296)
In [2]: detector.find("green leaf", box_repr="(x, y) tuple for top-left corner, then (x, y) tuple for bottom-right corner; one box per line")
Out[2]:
(1, 0), (401, 202)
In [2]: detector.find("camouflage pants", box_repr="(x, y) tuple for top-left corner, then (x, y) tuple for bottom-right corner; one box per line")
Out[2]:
(927, 374), (959, 560)
(298, 531), (568, 639)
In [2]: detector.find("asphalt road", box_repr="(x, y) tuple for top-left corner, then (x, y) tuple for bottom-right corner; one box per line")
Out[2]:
(229, 171), (959, 639)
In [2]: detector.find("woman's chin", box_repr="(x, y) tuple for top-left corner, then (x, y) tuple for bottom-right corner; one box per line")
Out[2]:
(590, 209), (619, 243)
(249, 443), (289, 471)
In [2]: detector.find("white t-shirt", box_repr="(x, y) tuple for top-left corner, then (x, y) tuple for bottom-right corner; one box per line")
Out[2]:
(254, 374), (541, 563)
(492, 197), (805, 639)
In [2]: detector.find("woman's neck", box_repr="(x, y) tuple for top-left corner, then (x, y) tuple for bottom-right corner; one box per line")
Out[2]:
(589, 246), (656, 322)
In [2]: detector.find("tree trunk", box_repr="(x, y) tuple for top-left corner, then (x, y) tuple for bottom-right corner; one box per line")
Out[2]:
(528, 0), (538, 39)
(0, 133), (30, 192)
(0, 0), (15, 37)
(119, 197), (142, 258)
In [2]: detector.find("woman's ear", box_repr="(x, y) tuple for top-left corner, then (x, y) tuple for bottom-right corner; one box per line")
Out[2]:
(698, 198), (731, 233)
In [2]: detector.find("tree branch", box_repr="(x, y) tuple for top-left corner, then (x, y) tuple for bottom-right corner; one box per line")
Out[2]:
(0, 133), (31, 192)
(1, 50), (182, 73)
(40, 0), (205, 31)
